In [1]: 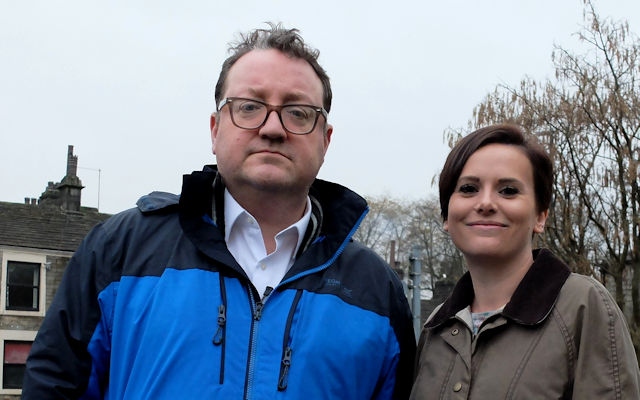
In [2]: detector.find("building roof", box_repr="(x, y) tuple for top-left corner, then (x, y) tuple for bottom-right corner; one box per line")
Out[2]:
(0, 201), (110, 252)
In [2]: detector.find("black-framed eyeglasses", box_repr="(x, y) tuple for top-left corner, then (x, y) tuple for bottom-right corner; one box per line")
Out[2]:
(217, 97), (328, 135)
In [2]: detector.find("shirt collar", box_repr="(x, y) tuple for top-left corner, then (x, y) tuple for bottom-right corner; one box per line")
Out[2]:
(223, 188), (311, 251)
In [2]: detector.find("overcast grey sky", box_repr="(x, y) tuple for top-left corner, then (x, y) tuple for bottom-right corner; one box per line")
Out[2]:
(2, 1), (639, 214)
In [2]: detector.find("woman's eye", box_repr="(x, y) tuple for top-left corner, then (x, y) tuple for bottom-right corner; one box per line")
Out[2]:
(500, 186), (519, 196)
(458, 184), (477, 194)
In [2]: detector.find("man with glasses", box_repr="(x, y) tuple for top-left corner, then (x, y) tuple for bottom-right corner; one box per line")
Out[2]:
(23, 23), (416, 399)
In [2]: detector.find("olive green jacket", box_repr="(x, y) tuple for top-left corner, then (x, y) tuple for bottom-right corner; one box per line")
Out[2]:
(410, 249), (640, 399)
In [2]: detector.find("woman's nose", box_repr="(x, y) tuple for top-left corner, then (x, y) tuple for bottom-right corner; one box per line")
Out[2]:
(474, 190), (496, 214)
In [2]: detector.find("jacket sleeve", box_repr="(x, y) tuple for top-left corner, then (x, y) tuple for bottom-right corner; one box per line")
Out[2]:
(22, 222), (114, 400)
(571, 275), (640, 399)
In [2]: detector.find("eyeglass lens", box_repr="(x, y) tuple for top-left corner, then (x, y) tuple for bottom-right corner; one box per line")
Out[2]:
(229, 99), (319, 134)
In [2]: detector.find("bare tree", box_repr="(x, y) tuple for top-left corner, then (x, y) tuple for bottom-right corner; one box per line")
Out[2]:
(354, 195), (411, 265)
(355, 195), (464, 298)
(404, 198), (464, 293)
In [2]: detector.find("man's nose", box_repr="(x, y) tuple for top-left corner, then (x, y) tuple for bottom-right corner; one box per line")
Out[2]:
(258, 110), (287, 139)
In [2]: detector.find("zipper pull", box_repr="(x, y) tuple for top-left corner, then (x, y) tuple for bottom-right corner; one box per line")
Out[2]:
(254, 286), (274, 321)
(254, 301), (264, 321)
(278, 347), (292, 391)
(212, 304), (226, 345)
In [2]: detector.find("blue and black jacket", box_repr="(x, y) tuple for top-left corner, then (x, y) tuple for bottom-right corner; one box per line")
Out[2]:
(23, 165), (416, 399)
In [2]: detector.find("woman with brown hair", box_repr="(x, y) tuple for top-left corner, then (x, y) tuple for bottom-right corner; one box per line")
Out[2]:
(410, 123), (639, 399)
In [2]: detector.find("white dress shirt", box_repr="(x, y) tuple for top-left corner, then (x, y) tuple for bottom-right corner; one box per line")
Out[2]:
(224, 189), (311, 298)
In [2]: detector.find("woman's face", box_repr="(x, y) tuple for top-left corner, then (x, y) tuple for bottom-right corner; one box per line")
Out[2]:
(444, 143), (548, 264)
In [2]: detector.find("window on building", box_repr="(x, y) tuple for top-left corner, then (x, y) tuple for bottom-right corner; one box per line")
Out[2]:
(6, 261), (40, 312)
(2, 341), (31, 389)
(1, 251), (46, 316)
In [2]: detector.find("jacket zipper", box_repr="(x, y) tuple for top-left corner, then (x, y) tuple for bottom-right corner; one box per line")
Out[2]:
(277, 289), (303, 391)
(244, 286), (273, 399)
(212, 274), (227, 384)
(278, 211), (365, 288)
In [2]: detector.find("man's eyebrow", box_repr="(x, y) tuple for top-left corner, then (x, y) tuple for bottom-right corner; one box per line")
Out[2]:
(281, 93), (315, 104)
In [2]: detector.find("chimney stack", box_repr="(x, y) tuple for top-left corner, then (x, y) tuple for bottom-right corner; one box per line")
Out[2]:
(66, 145), (78, 177)
(38, 145), (84, 211)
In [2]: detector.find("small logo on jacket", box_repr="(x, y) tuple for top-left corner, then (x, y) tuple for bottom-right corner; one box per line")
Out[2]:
(325, 278), (352, 298)
(326, 278), (340, 287)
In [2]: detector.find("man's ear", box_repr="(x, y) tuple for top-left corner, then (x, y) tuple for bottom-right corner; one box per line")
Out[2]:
(210, 113), (218, 155)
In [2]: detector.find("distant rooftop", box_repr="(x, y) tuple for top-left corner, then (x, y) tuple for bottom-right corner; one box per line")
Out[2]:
(0, 145), (111, 252)
(0, 202), (110, 252)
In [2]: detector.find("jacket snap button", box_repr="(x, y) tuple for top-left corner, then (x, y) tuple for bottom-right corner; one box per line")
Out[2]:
(453, 382), (462, 392)
(451, 328), (459, 336)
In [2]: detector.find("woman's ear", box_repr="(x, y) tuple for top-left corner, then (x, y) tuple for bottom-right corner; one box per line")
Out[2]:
(533, 209), (549, 234)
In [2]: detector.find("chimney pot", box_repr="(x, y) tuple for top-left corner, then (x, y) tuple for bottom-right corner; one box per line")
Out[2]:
(67, 145), (78, 177)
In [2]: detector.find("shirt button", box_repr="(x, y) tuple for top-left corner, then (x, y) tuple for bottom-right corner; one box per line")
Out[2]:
(453, 382), (462, 392)
(451, 328), (459, 336)
(260, 263), (266, 270)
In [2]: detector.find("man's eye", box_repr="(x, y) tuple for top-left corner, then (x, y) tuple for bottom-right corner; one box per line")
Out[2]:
(237, 101), (263, 113)
(285, 106), (312, 120)
(458, 184), (477, 194)
(500, 186), (519, 196)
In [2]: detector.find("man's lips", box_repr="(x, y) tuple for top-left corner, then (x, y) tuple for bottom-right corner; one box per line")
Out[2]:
(251, 148), (289, 159)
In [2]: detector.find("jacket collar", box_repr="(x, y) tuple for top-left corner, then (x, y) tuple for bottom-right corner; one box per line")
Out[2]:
(212, 170), (323, 257)
(426, 249), (571, 328)
(178, 164), (369, 264)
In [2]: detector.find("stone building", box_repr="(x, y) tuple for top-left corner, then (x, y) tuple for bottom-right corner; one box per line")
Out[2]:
(0, 146), (110, 398)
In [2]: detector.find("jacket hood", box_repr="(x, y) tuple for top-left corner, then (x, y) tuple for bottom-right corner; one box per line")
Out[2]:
(184, 164), (369, 239)
(172, 165), (370, 281)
